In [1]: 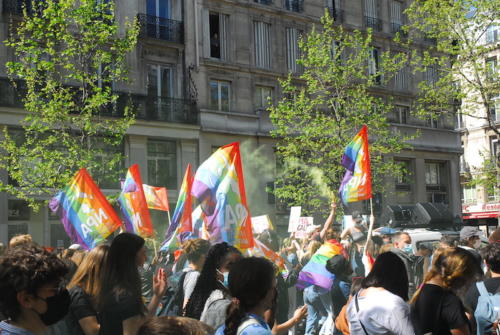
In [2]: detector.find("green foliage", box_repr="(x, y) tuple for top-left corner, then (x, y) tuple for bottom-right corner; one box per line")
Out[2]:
(465, 154), (499, 196)
(1, 0), (139, 209)
(403, 0), (500, 134)
(269, 13), (412, 215)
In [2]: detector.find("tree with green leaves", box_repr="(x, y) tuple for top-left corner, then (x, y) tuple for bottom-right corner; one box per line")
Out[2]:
(403, 0), (499, 135)
(269, 13), (412, 215)
(1, 0), (139, 209)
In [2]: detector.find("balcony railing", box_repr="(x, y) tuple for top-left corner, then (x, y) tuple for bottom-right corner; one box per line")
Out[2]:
(330, 8), (344, 23)
(391, 22), (407, 37)
(137, 14), (184, 44)
(365, 16), (382, 31)
(113, 94), (198, 125)
(284, 0), (303, 12)
(0, 79), (198, 125)
(254, 0), (272, 5)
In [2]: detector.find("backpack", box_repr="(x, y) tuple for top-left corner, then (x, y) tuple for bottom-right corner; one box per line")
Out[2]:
(236, 317), (262, 335)
(157, 271), (188, 316)
(474, 281), (500, 335)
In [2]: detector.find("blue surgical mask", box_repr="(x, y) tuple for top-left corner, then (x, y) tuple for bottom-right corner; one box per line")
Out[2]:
(403, 244), (413, 255)
(217, 269), (229, 287)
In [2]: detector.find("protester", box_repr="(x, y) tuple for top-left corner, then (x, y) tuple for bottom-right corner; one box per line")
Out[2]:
(347, 252), (414, 335)
(411, 247), (482, 335)
(488, 228), (500, 244)
(138, 316), (214, 335)
(440, 235), (458, 248)
(391, 232), (416, 295)
(335, 277), (363, 335)
(458, 226), (483, 264)
(66, 244), (109, 335)
(0, 242), (70, 335)
(325, 255), (351, 318)
(465, 243), (500, 335)
(215, 257), (276, 335)
(97, 233), (167, 335)
(8, 233), (33, 249)
(184, 242), (242, 329)
(182, 239), (212, 307)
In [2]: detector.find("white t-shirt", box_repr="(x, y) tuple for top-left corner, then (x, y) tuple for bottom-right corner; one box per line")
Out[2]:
(346, 288), (415, 335)
(183, 270), (200, 302)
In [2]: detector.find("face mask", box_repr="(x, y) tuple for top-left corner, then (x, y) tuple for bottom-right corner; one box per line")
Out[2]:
(402, 244), (413, 255)
(217, 269), (229, 287)
(473, 239), (481, 249)
(35, 288), (70, 325)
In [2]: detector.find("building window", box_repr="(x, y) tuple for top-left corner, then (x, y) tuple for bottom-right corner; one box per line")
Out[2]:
(486, 57), (497, 80)
(364, 0), (381, 31)
(286, 28), (301, 73)
(425, 162), (440, 185)
(426, 116), (440, 128)
(425, 65), (438, 85)
(462, 186), (476, 204)
(209, 12), (228, 60)
(50, 223), (71, 248)
(8, 200), (30, 221)
(394, 66), (408, 91)
(390, 1), (403, 33)
(368, 47), (381, 85)
(91, 140), (124, 189)
(254, 21), (271, 69)
(486, 25), (499, 44)
(284, 0), (303, 12)
(395, 159), (411, 190)
(147, 140), (177, 189)
(209, 80), (230, 111)
(489, 96), (500, 122)
(8, 223), (28, 243)
(330, 0), (343, 22)
(254, 86), (273, 110)
(254, 0), (272, 5)
(490, 136), (499, 159)
(147, 64), (173, 98)
(395, 105), (409, 124)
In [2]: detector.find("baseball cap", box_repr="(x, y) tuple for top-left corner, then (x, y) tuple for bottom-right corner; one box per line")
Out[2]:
(460, 226), (483, 240)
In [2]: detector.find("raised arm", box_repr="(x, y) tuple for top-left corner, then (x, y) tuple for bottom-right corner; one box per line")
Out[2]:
(320, 202), (337, 241)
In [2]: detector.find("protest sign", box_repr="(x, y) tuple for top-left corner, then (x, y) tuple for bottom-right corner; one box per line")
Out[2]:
(252, 215), (273, 234)
(288, 206), (302, 232)
(294, 217), (314, 239)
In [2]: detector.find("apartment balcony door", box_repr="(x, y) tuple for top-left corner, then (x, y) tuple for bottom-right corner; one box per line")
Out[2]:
(146, 0), (171, 39)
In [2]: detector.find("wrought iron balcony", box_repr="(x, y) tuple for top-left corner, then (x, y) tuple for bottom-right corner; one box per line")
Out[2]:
(285, 0), (303, 12)
(113, 94), (198, 125)
(391, 22), (407, 37)
(330, 8), (344, 23)
(137, 14), (184, 44)
(365, 16), (382, 32)
(254, 0), (272, 5)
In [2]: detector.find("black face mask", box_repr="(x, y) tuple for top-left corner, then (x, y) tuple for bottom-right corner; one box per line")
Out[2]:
(36, 288), (70, 325)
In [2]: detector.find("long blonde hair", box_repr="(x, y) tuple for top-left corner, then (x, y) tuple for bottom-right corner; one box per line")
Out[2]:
(410, 247), (481, 304)
(68, 244), (109, 299)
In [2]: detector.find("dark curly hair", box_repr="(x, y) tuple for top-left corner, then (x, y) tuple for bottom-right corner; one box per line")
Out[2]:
(0, 242), (67, 321)
(224, 257), (275, 335)
(482, 242), (500, 273)
(184, 242), (241, 320)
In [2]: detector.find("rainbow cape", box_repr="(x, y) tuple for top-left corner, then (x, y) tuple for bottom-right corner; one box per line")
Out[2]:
(118, 164), (153, 237)
(160, 164), (193, 251)
(339, 125), (372, 204)
(49, 169), (122, 250)
(143, 184), (169, 211)
(296, 240), (345, 289)
(191, 142), (254, 250)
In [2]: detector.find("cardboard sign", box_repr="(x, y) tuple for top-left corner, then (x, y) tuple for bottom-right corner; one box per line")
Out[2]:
(288, 206), (302, 232)
(252, 215), (273, 234)
(294, 217), (314, 239)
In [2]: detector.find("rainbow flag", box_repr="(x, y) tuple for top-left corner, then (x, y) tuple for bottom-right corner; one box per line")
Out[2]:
(191, 205), (210, 240)
(118, 164), (153, 238)
(160, 164), (193, 251)
(49, 169), (122, 250)
(339, 125), (372, 204)
(143, 184), (169, 211)
(296, 240), (345, 289)
(191, 142), (254, 250)
(253, 240), (285, 272)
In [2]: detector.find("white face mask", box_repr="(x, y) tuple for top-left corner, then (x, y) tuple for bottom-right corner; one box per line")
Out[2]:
(473, 239), (481, 249)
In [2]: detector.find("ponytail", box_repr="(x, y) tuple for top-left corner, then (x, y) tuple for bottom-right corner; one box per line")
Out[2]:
(224, 299), (246, 335)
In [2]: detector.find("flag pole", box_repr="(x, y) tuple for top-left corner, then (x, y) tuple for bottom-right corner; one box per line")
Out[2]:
(364, 197), (375, 251)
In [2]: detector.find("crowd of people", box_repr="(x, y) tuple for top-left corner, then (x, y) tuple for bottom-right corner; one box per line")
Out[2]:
(0, 203), (499, 335)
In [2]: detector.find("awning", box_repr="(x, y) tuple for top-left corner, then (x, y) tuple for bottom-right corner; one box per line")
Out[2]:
(463, 212), (499, 220)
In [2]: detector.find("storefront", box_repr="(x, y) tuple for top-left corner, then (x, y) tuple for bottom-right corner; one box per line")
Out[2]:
(462, 203), (500, 235)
